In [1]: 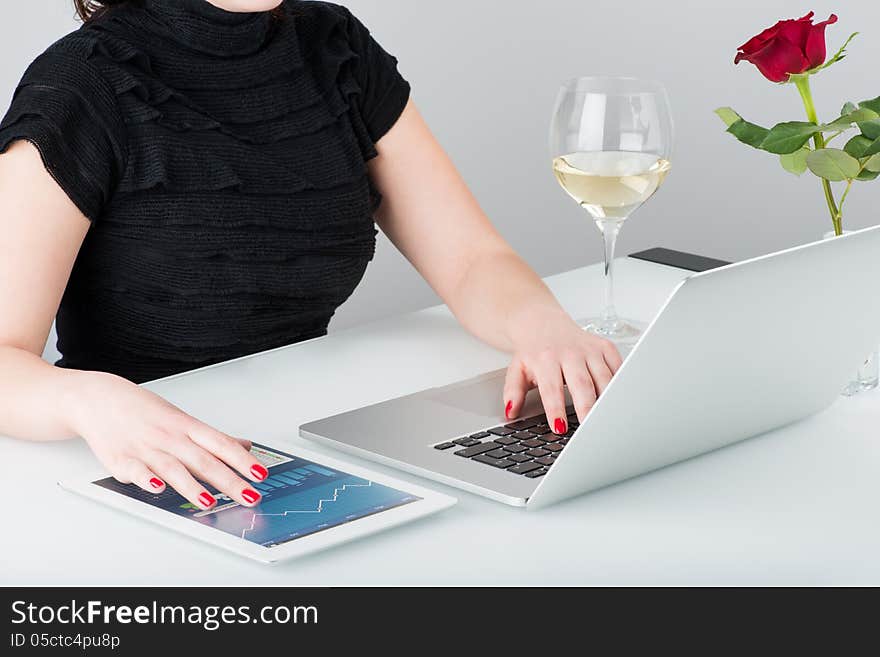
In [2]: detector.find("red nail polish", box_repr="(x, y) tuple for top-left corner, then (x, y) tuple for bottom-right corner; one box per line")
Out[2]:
(250, 464), (268, 481)
(505, 400), (513, 419)
(242, 489), (261, 504)
(554, 417), (567, 434)
(149, 477), (164, 490)
(198, 492), (216, 508)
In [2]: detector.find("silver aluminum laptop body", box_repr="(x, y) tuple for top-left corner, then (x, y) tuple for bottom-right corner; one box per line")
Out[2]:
(300, 226), (880, 509)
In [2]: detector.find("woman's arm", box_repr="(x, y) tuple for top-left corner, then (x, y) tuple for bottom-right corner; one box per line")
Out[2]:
(0, 141), (268, 509)
(369, 101), (623, 432)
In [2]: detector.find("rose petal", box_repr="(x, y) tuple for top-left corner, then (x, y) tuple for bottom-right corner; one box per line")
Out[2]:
(739, 36), (810, 82)
(804, 14), (839, 69)
(737, 21), (783, 55)
(776, 15), (813, 53)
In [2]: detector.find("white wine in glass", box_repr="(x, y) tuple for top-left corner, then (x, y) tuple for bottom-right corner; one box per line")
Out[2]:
(550, 77), (674, 345)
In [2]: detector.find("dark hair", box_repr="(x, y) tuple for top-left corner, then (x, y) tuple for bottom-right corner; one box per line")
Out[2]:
(74, 0), (132, 22)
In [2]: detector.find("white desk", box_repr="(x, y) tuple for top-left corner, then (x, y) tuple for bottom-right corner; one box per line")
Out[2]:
(4, 257), (880, 586)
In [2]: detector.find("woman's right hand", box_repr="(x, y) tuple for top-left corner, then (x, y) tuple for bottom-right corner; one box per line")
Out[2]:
(64, 371), (268, 510)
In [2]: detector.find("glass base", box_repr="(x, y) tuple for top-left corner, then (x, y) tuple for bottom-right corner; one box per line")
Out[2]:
(576, 316), (646, 347)
(841, 346), (879, 397)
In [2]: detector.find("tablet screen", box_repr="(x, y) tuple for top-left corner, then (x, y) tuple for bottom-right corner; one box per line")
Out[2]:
(93, 445), (422, 547)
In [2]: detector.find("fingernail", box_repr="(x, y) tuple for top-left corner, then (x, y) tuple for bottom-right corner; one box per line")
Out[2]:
(250, 464), (268, 481)
(554, 417), (567, 434)
(242, 489), (261, 505)
(198, 492), (216, 508)
(149, 477), (164, 490)
(504, 400), (513, 419)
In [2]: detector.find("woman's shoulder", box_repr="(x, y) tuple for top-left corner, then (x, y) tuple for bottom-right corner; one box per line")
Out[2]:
(17, 23), (123, 97)
(283, 0), (354, 22)
(282, 1), (370, 40)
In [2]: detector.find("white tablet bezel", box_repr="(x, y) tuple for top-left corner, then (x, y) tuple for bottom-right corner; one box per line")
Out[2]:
(59, 444), (456, 564)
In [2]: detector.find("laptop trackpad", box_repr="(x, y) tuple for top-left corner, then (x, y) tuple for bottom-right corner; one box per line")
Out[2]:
(424, 371), (549, 419)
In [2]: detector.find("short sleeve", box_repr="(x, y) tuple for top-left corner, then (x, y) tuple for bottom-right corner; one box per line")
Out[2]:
(341, 8), (411, 143)
(0, 45), (127, 222)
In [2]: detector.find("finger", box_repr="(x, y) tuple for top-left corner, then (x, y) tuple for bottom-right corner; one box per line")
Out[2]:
(502, 360), (531, 421)
(561, 358), (597, 422)
(146, 451), (219, 510)
(533, 359), (568, 434)
(117, 458), (167, 494)
(172, 440), (263, 508)
(187, 421), (267, 482)
(587, 355), (615, 396)
(602, 340), (624, 373)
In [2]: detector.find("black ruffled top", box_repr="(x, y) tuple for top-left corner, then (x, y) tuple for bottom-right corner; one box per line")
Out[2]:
(0, 0), (410, 383)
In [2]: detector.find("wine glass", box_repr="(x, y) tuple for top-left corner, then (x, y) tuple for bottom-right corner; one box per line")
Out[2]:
(549, 76), (673, 346)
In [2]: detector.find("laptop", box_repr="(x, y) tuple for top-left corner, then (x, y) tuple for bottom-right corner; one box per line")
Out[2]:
(301, 226), (880, 509)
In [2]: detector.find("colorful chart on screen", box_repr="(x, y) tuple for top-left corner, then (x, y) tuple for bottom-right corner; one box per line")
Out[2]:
(94, 445), (422, 547)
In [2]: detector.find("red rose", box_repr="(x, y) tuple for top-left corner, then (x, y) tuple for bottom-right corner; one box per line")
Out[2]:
(735, 11), (838, 82)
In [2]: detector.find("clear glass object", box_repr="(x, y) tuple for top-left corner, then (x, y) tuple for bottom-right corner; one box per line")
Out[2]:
(841, 347), (880, 396)
(822, 231), (880, 396)
(549, 77), (674, 346)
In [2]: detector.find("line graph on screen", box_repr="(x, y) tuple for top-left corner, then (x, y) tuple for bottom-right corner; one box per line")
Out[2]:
(240, 480), (373, 539)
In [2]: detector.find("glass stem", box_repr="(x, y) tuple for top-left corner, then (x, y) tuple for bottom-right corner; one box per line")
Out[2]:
(598, 219), (621, 328)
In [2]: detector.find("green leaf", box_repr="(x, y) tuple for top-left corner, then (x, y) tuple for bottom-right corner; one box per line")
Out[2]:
(779, 147), (809, 176)
(857, 169), (880, 181)
(714, 107), (741, 128)
(865, 136), (880, 157)
(726, 120), (770, 149)
(842, 102), (858, 116)
(860, 96), (880, 114)
(806, 148), (861, 181)
(865, 153), (880, 173)
(859, 119), (880, 141)
(823, 108), (880, 131)
(759, 121), (820, 154)
(845, 134), (873, 158)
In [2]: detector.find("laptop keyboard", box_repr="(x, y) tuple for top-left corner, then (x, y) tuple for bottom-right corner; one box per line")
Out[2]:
(433, 405), (578, 479)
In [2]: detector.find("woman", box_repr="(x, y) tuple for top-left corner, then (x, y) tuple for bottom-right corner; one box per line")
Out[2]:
(0, 0), (621, 510)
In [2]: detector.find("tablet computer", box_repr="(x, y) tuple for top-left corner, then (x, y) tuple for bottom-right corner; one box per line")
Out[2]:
(59, 443), (456, 564)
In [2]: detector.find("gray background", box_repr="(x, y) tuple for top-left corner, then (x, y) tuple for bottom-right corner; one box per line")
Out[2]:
(2, 1), (878, 360)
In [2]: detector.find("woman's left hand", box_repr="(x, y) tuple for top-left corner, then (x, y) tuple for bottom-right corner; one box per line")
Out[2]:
(503, 310), (623, 434)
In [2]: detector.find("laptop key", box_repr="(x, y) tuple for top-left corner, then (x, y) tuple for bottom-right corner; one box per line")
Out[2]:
(453, 437), (480, 446)
(469, 431), (491, 440)
(473, 455), (516, 469)
(537, 434), (561, 443)
(531, 424), (552, 435)
(486, 448), (512, 460)
(534, 456), (556, 466)
(502, 443), (528, 454)
(508, 453), (533, 463)
(508, 461), (543, 475)
(526, 448), (550, 458)
(505, 417), (543, 432)
(434, 442), (456, 450)
(488, 426), (516, 436)
(543, 443), (563, 453)
(493, 435), (518, 446)
(525, 467), (549, 478)
(454, 442), (500, 458)
(521, 438), (545, 449)
(513, 430), (537, 441)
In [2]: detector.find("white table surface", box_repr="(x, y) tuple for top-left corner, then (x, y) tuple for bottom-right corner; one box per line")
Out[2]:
(3, 257), (880, 586)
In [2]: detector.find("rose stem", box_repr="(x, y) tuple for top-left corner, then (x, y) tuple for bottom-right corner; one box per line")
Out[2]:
(792, 73), (842, 235)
